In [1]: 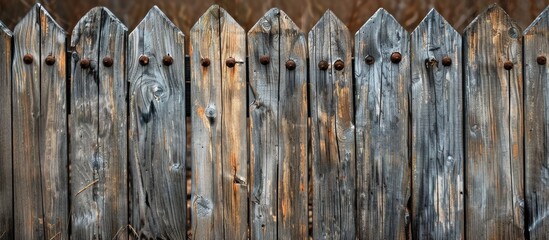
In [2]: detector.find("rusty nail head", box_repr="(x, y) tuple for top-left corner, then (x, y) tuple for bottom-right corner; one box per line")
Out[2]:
(45, 55), (55, 65)
(318, 60), (329, 70)
(226, 57), (236, 68)
(334, 60), (345, 71)
(365, 55), (375, 65)
(442, 56), (452, 66)
(201, 58), (210, 67)
(504, 61), (513, 70)
(260, 55), (270, 65)
(286, 59), (296, 70)
(139, 55), (149, 66)
(80, 58), (91, 69)
(163, 55), (173, 66)
(103, 57), (113, 67)
(537, 56), (547, 65)
(390, 52), (402, 64)
(23, 54), (33, 64)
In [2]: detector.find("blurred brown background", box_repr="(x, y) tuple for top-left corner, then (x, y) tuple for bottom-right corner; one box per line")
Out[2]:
(0, 0), (548, 36)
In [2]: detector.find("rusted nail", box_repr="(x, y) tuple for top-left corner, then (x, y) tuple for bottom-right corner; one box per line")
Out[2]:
(286, 59), (296, 70)
(318, 60), (329, 70)
(365, 55), (375, 65)
(23, 54), (33, 64)
(201, 58), (211, 67)
(163, 55), (173, 66)
(259, 55), (270, 65)
(390, 52), (402, 64)
(102, 57), (113, 67)
(80, 58), (91, 69)
(504, 61), (513, 70)
(45, 55), (55, 65)
(226, 57), (236, 68)
(537, 56), (547, 65)
(334, 60), (344, 71)
(442, 56), (452, 66)
(139, 55), (149, 66)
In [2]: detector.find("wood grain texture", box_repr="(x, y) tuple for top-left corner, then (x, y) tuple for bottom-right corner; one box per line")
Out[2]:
(13, 4), (68, 239)
(410, 9), (464, 240)
(309, 10), (355, 240)
(354, 8), (410, 240)
(128, 6), (186, 239)
(191, 5), (248, 239)
(0, 20), (12, 240)
(464, 4), (524, 239)
(524, 6), (549, 239)
(248, 8), (308, 239)
(70, 7), (128, 239)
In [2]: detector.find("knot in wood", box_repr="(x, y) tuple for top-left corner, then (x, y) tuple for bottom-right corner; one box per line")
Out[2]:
(259, 55), (270, 65)
(201, 58), (211, 67)
(80, 58), (91, 69)
(139, 55), (149, 66)
(226, 57), (236, 68)
(390, 52), (402, 64)
(334, 60), (345, 71)
(163, 55), (173, 66)
(102, 57), (113, 67)
(365, 55), (375, 65)
(442, 56), (452, 66)
(285, 60), (296, 70)
(537, 56), (547, 65)
(45, 55), (55, 65)
(23, 54), (33, 64)
(318, 60), (329, 70)
(503, 61), (513, 70)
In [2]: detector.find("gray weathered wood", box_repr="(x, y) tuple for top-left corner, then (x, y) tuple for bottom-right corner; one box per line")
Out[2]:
(0, 20), (12, 240)
(191, 5), (248, 239)
(70, 7), (128, 239)
(13, 4), (68, 240)
(309, 10), (355, 240)
(128, 6), (187, 239)
(355, 8), (410, 240)
(525, 6), (549, 239)
(410, 9), (464, 239)
(248, 8), (308, 239)
(464, 4), (524, 239)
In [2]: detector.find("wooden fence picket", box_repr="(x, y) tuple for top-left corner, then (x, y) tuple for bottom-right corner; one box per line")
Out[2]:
(411, 9), (464, 239)
(128, 6), (187, 239)
(248, 8), (308, 239)
(190, 5), (248, 239)
(12, 4), (68, 239)
(525, 6), (549, 239)
(0, 20), (12, 240)
(464, 4), (524, 239)
(309, 10), (355, 239)
(70, 7), (128, 239)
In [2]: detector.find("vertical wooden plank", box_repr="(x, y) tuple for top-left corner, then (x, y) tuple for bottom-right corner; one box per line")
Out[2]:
(220, 9), (248, 240)
(309, 11), (355, 240)
(190, 5), (222, 240)
(13, 4), (68, 239)
(464, 4), (524, 239)
(355, 8), (410, 240)
(248, 8), (308, 239)
(70, 7), (128, 239)
(249, 9), (279, 240)
(128, 6), (186, 239)
(0, 21), (12, 240)
(278, 11), (308, 240)
(191, 5), (248, 239)
(411, 9), (464, 239)
(524, 6), (549, 239)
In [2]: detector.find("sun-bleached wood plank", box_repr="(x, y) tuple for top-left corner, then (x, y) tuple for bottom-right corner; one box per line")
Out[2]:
(0, 20), (12, 240)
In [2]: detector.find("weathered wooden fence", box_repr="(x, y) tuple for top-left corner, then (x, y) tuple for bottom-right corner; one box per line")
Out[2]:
(0, 3), (548, 240)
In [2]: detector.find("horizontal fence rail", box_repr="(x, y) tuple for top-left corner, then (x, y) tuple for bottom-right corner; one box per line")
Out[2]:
(0, 3), (548, 240)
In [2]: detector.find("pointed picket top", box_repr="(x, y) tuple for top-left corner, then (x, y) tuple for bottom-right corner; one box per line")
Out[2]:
(132, 6), (183, 36)
(524, 6), (549, 34)
(0, 20), (12, 37)
(464, 4), (522, 36)
(191, 4), (220, 33)
(279, 9), (303, 32)
(72, 7), (127, 46)
(412, 9), (458, 36)
(358, 8), (405, 34)
(249, 8), (279, 35)
(13, 4), (39, 34)
(14, 3), (66, 35)
(310, 10), (350, 34)
(38, 3), (66, 34)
